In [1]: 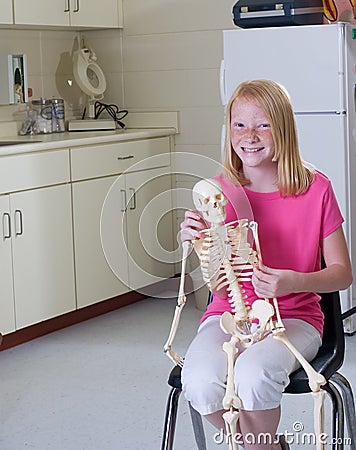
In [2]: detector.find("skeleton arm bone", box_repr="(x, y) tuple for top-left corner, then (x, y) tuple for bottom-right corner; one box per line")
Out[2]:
(164, 240), (193, 366)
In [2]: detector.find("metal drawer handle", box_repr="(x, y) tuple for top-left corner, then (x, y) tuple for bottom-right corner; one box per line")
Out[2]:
(64, 0), (70, 12)
(117, 155), (134, 160)
(15, 210), (23, 236)
(129, 188), (136, 210)
(3, 213), (11, 239)
(73, 0), (79, 12)
(120, 189), (127, 212)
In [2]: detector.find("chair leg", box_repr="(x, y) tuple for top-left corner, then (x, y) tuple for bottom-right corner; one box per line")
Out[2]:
(188, 402), (207, 450)
(330, 373), (356, 450)
(322, 382), (344, 450)
(161, 387), (182, 450)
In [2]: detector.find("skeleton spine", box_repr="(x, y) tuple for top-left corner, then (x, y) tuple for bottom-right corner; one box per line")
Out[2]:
(223, 257), (249, 320)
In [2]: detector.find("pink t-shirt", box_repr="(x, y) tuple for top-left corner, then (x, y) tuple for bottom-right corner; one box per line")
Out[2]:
(200, 171), (344, 335)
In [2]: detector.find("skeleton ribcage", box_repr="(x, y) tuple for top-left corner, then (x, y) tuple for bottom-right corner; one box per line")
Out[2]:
(197, 220), (258, 308)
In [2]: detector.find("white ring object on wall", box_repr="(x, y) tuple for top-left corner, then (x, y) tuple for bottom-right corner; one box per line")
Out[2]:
(73, 48), (106, 97)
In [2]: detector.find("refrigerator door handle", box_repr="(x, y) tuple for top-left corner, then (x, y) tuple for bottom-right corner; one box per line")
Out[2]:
(219, 59), (226, 106)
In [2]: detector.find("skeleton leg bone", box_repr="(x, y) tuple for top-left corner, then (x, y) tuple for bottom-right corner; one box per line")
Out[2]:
(312, 390), (327, 450)
(223, 409), (240, 450)
(272, 331), (326, 450)
(222, 337), (241, 450)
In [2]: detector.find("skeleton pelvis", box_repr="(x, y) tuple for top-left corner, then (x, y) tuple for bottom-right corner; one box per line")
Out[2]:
(221, 299), (275, 347)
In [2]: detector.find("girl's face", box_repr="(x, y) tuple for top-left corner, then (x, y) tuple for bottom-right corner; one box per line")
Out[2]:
(230, 97), (276, 170)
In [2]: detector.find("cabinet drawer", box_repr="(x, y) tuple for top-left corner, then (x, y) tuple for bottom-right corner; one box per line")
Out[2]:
(70, 137), (171, 181)
(0, 149), (70, 194)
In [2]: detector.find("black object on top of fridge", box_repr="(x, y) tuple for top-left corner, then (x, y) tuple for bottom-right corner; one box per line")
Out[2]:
(232, 0), (324, 28)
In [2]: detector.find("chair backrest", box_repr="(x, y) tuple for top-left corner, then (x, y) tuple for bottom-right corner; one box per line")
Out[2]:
(316, 290), (345, 378)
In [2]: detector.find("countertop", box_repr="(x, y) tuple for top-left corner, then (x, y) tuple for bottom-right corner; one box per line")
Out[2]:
(0, 127), (177, 157)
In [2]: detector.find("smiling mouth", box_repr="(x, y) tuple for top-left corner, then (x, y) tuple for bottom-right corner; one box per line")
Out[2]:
(242, 147), (264, 153)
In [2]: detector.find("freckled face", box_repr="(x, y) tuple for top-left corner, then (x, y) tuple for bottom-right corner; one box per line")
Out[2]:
(230, 98), (276, 169)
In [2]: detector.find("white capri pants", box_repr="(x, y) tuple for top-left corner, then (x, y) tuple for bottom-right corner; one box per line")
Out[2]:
(182, 316), (322, 415)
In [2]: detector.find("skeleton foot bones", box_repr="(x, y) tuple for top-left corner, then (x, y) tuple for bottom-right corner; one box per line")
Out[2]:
(163, 179), (326, 450)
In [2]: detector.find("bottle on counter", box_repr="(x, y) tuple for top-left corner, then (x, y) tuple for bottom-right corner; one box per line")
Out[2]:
(31, 99), (53, 134)
(51, 98), (65, 133)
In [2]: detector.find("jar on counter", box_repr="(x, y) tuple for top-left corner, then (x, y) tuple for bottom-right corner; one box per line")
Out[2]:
(31, 99), (53, 134)
(51, 98), (65, 133)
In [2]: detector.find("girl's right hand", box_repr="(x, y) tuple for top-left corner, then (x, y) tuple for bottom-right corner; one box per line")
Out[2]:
(180, 209), (207, 242)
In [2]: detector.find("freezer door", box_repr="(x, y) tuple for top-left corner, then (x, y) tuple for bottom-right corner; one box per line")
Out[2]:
(223, 24), (345, 111)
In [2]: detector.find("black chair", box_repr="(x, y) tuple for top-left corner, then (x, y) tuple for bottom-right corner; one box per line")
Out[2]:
(161, 291), (356, 450)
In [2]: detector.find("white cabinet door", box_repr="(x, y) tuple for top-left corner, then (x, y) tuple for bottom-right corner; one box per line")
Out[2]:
(11, 184), (76, 329)
(124, 167), (176, 291)
(70, 0), (120, 28)
(75, 167), (176, 305)
(0, 195), (16, 334)
(73, 176), (130, 309)
(13, 0), (120, 27)
(0, 0), (13, 24)
(14, 0), (69, 26)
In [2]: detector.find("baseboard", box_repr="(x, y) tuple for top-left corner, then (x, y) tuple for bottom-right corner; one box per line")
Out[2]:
(0, 290), (146, 352)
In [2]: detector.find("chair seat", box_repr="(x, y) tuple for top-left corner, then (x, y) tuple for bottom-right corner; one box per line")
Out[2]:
(285, 343), (343, 394)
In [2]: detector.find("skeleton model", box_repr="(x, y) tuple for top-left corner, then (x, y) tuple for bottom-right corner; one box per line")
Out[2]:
(164, 178), (327, 450)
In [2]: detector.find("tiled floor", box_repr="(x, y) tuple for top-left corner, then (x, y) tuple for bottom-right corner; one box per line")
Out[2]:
(0, 291), (355, 450)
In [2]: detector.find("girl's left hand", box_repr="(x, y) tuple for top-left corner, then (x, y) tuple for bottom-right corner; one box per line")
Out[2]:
(252, 263), (299, 298)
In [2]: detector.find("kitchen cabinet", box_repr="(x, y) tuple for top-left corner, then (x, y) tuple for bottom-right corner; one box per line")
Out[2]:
(71, 137), (176, 308)
(0, 196), (15, 334)
(0, 149), (76, 331)
(121, 167), (175, 291)
(7, 185), (76, 329)
(0, 0), (13, 24)
(100, 166), (175, 294)
(0, 129), (176, 339)
(72, 176), (130, 308)
(13, 0), (122, 28)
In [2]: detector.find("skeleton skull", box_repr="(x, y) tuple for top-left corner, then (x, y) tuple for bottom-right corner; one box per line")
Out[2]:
(192, 179), (227, 224)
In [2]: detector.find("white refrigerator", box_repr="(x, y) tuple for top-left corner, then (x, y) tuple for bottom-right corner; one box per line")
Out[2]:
(220, 23), (356, 333)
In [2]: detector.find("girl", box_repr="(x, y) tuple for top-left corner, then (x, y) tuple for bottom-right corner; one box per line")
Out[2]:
(180, 80), (352, 450)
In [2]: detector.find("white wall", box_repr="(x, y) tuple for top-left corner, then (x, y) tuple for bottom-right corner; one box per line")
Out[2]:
(0, 29), (85, 122)
(122, 0), (236, 165)
(119, 0), (237, 230)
